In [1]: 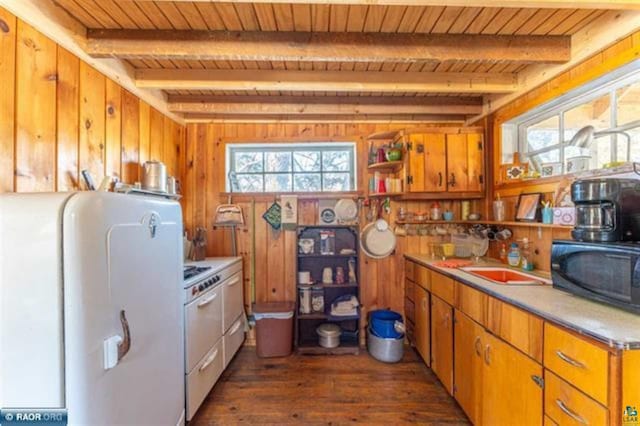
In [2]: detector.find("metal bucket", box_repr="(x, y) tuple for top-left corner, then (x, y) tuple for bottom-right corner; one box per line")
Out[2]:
(141, 161), (167, 193)
(367, 327), (404, 363)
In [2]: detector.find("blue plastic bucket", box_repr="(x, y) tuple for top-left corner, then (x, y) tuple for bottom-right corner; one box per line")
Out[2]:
(370, 310), (404, 339)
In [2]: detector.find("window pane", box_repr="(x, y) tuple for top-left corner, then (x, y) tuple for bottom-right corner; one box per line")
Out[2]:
(265, 152), (292, 172)
(234, 152), (263, 173)
(323, 151), (350, 171)
(564, 94), (611, 142)
(293, 151), (321, 172)
(616, 80), (640, 126)
(624, 126), (640, 163)
(526, 115), (559, 151)
(265, 174), (292, 192)
(323, 173), (351, 191)
(237, 174), (263, 192)
(293, 174), (321, 192)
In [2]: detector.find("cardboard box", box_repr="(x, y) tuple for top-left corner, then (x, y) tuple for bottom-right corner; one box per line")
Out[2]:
(553, 207), (576, 226)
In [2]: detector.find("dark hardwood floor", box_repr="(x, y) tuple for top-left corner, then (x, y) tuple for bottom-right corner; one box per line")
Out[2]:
(190, 346), (470, 425)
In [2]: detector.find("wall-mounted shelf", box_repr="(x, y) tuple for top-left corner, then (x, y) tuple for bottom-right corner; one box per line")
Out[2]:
(369, 192), (404, 198)
(367, 161), (403, 173)
(395, 219), (573, 230)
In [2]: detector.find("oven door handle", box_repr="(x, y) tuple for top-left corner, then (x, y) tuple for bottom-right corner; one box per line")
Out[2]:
(197, 293), (218, 308)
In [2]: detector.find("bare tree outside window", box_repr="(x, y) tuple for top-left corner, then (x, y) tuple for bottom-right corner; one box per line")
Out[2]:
(227, 144), (356, 193)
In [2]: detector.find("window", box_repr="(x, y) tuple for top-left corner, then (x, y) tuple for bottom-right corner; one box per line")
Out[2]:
(501, 60), (640, 178)
(227, 143), (356, 193)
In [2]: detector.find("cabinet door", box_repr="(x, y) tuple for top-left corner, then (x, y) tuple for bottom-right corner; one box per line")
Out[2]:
(431, 295), (453, 394)
(423, 133), (446, 192)
(466, 132), (484, 192)
(446, 133), (469, 192)
(454, 310), (484, 425)
(414, 285), (431, 366)
(482, 331), (544, 426)
(407, 133), (425, 192)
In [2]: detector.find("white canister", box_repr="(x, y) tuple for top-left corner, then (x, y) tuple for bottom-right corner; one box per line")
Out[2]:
(298, 271), (312, 284)
(299, 285), (312, 314)
(322, 267), (333, 284)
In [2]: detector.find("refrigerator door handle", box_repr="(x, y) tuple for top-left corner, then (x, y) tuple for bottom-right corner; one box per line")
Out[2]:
(117, 310), (131, 362)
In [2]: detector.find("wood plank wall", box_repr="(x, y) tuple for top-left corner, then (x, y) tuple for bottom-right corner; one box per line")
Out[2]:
(0, 7), (184, 194)
(181, 122), (484, 333)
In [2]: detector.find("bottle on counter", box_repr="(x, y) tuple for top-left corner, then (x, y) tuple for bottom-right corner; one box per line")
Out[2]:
(507, 242), (521, 267)
(499, 243), (507, 264)
(521, 238), (534, 271)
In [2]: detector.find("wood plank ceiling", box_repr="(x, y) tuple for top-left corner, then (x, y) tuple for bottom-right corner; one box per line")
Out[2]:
(51, 0), (616, 122)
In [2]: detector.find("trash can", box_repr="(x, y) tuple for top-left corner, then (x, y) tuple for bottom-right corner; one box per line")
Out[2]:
(252, 302), (295, 358)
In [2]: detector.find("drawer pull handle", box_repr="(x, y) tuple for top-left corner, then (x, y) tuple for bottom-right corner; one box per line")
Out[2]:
(197, 293), (218, 308)
(229, 320), (243, 335)
(556, 399), (588, 424)
(227, 277), (240, 286)
(474, 336), (482, 357)
(556, 350), (586, 369)
(422, 297), (427, 310)
(199, 349), (219, 372)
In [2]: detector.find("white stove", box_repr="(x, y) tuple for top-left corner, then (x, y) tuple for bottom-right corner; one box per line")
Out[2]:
(183, 257), (241, 303)
(181, 257), (245, 420)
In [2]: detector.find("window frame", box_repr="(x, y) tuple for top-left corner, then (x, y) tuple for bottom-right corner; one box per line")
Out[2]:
(503, 59), (640, 176)
(226, 142), (357, 193)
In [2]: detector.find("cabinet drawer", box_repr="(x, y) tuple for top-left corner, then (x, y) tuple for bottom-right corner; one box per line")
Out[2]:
(430, 271), (455, 305)
(545, 371), (608, 426)
(415, 264), (430, 291)
(405, 260), (415, 282)
(186, 338), (224, 420)
(223, 315), (245, 368)
(185, 285), (223, 372)
(455, 283), (486, 326)
(544, 323), (609, 405)
(223, 272), (244, 333)
(487, 297), (543, 362)
(405, 278), (415, 302)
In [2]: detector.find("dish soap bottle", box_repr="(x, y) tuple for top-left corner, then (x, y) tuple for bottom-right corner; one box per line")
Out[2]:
(507, 242), (521, 267)
(521, 238), (534, 271)
(499, 243), (508, 264)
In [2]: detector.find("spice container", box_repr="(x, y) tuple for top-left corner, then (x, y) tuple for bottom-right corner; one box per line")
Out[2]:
(299, 285), (312, 314)
(311, 285), (324, 313)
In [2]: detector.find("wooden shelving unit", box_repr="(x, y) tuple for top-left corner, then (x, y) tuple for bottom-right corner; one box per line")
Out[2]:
(369, 192), (404, 198)
(295, 225), (360, 355)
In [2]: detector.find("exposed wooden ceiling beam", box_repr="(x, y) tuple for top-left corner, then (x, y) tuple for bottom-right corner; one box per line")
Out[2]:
(167, 95), (483, 115)
(183, 114), (467, 124)
(137, 69), (519, 94)
(88, 30), (570, 64)
(118, 0), (640, 10)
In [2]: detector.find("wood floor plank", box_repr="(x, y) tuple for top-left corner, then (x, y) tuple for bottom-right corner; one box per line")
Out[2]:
(190, 346), (469, 425)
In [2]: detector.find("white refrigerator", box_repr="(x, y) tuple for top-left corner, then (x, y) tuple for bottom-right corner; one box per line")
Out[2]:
(0, 192), (185, 425)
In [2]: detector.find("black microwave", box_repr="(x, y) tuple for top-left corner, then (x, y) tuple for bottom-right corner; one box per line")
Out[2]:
(551, 240), (640, 314)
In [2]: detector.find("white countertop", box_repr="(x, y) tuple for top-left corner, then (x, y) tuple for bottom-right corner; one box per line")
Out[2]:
(405, 254), (640, 350)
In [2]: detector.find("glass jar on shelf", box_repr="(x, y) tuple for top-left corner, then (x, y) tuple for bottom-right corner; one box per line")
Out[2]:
(311, 285), (324, 313)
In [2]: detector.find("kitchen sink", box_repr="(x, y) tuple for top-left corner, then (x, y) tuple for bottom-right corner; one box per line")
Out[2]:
(460, 267), (551, 286)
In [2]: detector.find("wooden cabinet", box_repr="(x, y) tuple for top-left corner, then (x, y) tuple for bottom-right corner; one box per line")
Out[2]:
(404, 279), (415, 344)
(486, 297), (543, 362)
(545, 370), (608, 426)
(405, 129), (484, 195)
(482, 331), (544, 426)
(430, 271), (455, 305)
(544, 323), (609, 405)
(414, 284), (430, 366)
(454, 310), (484, 424)
(431, 295), (453, 394)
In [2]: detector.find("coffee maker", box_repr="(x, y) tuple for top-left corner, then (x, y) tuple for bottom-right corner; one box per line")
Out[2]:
(571, 178), (640, 242)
